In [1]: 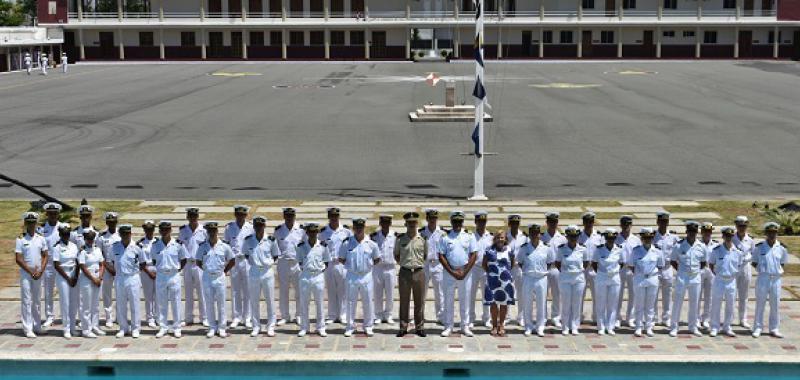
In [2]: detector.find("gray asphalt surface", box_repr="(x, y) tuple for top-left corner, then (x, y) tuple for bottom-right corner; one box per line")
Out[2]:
(0, 60), (798, 200)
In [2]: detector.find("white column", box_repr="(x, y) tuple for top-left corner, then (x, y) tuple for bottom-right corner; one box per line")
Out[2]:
(159, 29), (165, 59)
(118, 29), (124, 60)
(405, 28), (410, 59)
(618, 0), (623, 20)
(657, 0), (662, 20)
(617, 27), (622, 58)
(78, 0), (83, 20)
(159, 0), (164, 21)
(539, 27), (544, 58)
(242, 29), (248, 58)
(454, 0), (459, 19)
(539, 4), (544, 21)
(497, 26), (502, 58)
(117, 0), (123, 21)
(697, 1), (702, 20)
(324, 29), (330, 59)
(282, 0), (286, 20)
(406, 0), (410, 19)
(695, 27), (701, 58)
(364, 0), (369, 20)
(364, 28), (370, 59)
(281, 29), (287, 59)
(656, 26), (661, 58)
(577, 27), (583, 58)
(736, 0), (741, 20)
(324, 0), (329, 20)
(79, 29), (85, 59)
(242, 0), (247, 21)
(201, 0), (205, 20)
(5, 50), (10, 71)
(470, 0), (487, 200)
(578, 1), (583, 20)
(734, 26), (739, 58)
(454, 27), (460, 57)
(772, 26), (779, 58)
(201, 29), (207, 59)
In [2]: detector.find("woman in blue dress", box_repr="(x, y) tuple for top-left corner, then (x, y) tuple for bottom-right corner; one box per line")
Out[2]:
(483, 231), (516, 336)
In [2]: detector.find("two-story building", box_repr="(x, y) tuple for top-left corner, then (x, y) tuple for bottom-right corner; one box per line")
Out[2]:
(37, 0), (800, 61)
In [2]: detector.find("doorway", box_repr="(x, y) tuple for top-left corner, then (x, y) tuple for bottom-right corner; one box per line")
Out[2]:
(738, 30), (752, 57)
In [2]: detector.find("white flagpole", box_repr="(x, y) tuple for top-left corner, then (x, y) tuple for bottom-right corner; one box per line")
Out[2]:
(469, 0), (487, 201)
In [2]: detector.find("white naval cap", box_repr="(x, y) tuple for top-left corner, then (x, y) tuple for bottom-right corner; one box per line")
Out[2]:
(734, 215), (749, 225)
(43, 202), (62, 212)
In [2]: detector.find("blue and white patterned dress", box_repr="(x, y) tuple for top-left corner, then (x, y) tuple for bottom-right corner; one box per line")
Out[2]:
(484, 245), (515, 306)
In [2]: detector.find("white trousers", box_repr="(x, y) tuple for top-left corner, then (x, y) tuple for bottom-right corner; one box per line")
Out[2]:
(325, 263), (347, 321)
(580, 269), (597, 323)
(346, 272), (374, 331)
(56, 276), (79, 332)
(656, 269), (674, 323)
(79, 278), (101, 333)
(231, 259), (251, 322)
(736, 264), (752, 323)
(19, 271), (42, 334)
(102, 271), (115, 323)
(372, 264), (395, 320)
(547, 267), (560, 319)
(140, 269), (157, 322)
(277, 258), (300, 321)
(299, 272), (326, 331)
(62, 63), (68, 73)
(511, 266), (524, 323)
(595, 273), (621, 331)
(710, 276), (737, 331)
(521, 274), (548, 331)
(559, 272), (585, 331)
(43, 268), (56, 319)
(699, 268), (714, 323)
(249, 267), (276, 328)
(754, 274), (782, 331)
(617, 267), (635, 322)
(634, 276), (659, 330)
(203, 273), (228, 330)
(442, 270), (472, 330)
(183, 262), (206, 322)
(671, 273), (701, 331)
(156, 272), (182, 330)
(469, 268), (490, 324)
(115, 274), (142, 333)
(425, 262), (444, 322)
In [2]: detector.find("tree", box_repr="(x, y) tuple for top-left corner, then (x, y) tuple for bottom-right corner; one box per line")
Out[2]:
(0, 0), (26, 26)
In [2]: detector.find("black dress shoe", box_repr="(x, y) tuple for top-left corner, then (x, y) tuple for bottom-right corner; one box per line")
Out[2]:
(415, 330), (427, 337)
(396, 330), (407, 337)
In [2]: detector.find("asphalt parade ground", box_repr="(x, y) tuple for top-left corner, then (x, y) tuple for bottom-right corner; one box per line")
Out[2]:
(1, 60), (799, 200)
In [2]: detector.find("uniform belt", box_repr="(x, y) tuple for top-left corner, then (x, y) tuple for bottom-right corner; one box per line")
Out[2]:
(401, 267), (424, 272)
(280, 257), (297, 262)
(158, 269), (178, 275)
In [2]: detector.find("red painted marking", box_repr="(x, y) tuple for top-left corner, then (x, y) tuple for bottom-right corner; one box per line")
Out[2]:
(65, 344), (81, 348)
(209, 344), (224, 349)
(678, 335), (691, 339)
(353, 344), (367, 349)
(544, 344), (559, 349)
(17, 344), (33, 348)
(639, 345), (655, 349)
(305, 344), (320, 349)
(400, 344), (415, 349)
(449, 344), (463, 349)
(733, 344), (749, 350)
(113, 344), (128, 348)
(591, 344), (607, 349)
(497, 344), (512, 349)
(781, 345), (797, 351)
(257, 344), (272, 349)
(686, 345), (702, 350)
(161, 344), (178, 349)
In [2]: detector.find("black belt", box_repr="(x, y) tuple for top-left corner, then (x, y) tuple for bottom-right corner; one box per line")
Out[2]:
(401, 267), (424, 272)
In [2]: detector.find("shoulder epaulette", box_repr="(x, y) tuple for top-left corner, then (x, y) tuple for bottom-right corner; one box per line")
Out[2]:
(72, 226), (80, 232)
(274, 226), (280, 231)
(442, 229), (451, 234)
(523, 232), (529, 237)
(418, 227), (425, 233)
(136, 242), (143, 248)
(393, 231), (398, 237)
(221, 239), (229, 244)
(557, 243), (566, 248)
(464, 228), (470, 233)
(321, 226), (330, 232)
(268, 236), (275, 241)
(521, 241), (530, 247)
(370, 232), (377, 238)
(175, 239), (183, 245)
(711, 239), (718, 243)
(755, 241), (766, 246)
(596, 243), (605, 248)
(245, 234), (254, 241)
(297, 241), (305, 247)
(320, 241), (328, 247)
(678, 238), (685, 243)
(137, 237), (145, 243)
(397, 232), (407, 239)
(343, 224), (350, 230)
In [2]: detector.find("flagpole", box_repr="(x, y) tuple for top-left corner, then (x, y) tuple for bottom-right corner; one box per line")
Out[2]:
(469, 0), (487, 200)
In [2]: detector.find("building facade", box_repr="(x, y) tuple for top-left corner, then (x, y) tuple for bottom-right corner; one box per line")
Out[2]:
(1, 27), (64, 72)
(37, 0), (800, 61)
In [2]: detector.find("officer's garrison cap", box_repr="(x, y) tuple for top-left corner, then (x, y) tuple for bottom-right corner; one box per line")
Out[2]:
(233, 205), (250, 214)
(118, 224), (133, 233)
(303, 222), (321, 232)
(602, 227), (619, 237)
(734, 215), (749, 226)
(252, 216), (267, 225)
(57, 224), (72, 233)
(545, 211), (560, 220)
(656, 211), (670, 220)
(564, 225), (581, 237)
(639, 227), (655, 238)
(581, 211), (596, 221)
(204, 221), (219, 230)
(720, 226), (735, 235)
(22, 212), (39, 222)
(763, 222), (779, 232)
(700, 222), (714, 232)
(104, 212), (119, 221)
(449, 211), (466, 221)
(43, 202), (62, 212)
(352, 217), (367, 227)
(142, 220), (156, 229)
(78, 205), (94, 215)
(507, 214), (522, 222)
(474, 211), (488, 221)
(185, 207), (200, 215)
(403, 212), (420, 222)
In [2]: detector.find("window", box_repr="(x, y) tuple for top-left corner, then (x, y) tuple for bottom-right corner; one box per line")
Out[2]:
(250, 31), (264, 46)
(664, 0), (677, 9)
(350, 31), (365, 45)
(582, 0), (595, 8)
(703, 31), (717, 44)
(309, 31), (324, 46)
(542, 30), (553, 44)
(181, 32), (195, 47)
(623, 0), (636, 9)
(723, 0), (736, 8)
(662, 31), (675, 38)
(768, 31), (782, 44)
(330, 31), (345, 45)
(139, 32), (154, 47)
(683, 30), (695, 38)
(269, 31), (282, 46)
(600, 30), (614, 44)
(290, 31), (304, 46)
(560, 31), (573, 44)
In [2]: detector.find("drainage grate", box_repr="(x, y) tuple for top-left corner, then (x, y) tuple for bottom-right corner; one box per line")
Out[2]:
(606, 182), (633, 187)
(443, 368), (471, 377)
(698, 181), (725, 185)
(87, 366), (115, 377)
(405, 184), (439, 189)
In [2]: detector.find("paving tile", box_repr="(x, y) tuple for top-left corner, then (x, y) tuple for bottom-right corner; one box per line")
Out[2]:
(121, 213), (203, 220)
(501, 207), (584, 213)
(586, 207), (667, 213)
(635, 212), (721, 220)
(619, 201), (700, 206)
(140, 201), (217, 207)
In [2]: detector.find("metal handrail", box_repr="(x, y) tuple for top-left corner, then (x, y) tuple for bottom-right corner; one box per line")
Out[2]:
(661, 10), (698, 16)
(243, 12), (283, 18)
(122, 12), (159, 18)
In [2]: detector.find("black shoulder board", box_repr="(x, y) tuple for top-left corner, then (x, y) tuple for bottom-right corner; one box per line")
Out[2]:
(297, 241), (304, 247)
(393, 231), (399, 237)
(175, 239), (183, 245)
(321, 241), (328, 247)
(72, 226), (80, 232)
(755, 241), (765, 246)
(596, 243), (605, 248)
(370, 232), (377, 238)
(136, 242), (143, 248)
(615, 244), (623, 248)
(418, 227), (425, 233)
(464, 228), (470, 233)
(523, 232), (529, 237)
(343, 225), (350, 230)
(711, 239), (718, 243)
(137, 237), (145, 243)
(557, 243), (566, 248)
(274, 226), (280, 231)
(321, 226), (329, 232)
(222, 239), (229, 244)
(521, 241), (530, 247)
(245, 234), (254, 241)
(268, 236), (275, 241)
(442, 229), (451, 234)
(397, 232), (407, 239)
(678, 238), (685, 243)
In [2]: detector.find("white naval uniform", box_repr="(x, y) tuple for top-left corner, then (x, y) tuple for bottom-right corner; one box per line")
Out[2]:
(38, 221), (67, 322)
(420, 225), (446, 323)
(578, 230), (602, 323)
(519, 239), (553, 332)
(670, 238), (707, 332)
(752, 240), (788, 332)
(179, 224), (208, 324)
(630, 244), (664, 330)
(137, 236), (158, 324)
(541, 230), (566, 321)
(297, 239), (330, 332)
(112, 241), (143, 334)
(242, 233), (279, 329)
(320, 224), (351, 322)
(198, 240), (234, 331)
(339, 236), (381, 331)
(24, 55), (32, 74)
(698, 239), (718, 326)
(709, 244), (742, 332)
(52, 239), (80, 333)
(70, 225), (96, 316)
(224, 221), (254, 324)
(470, 230), (494, 325)
(40, 56), (48, 75)
(438, 229), (478, 331)
(274, 223), (305, 322)
(556, 242), (588, 332)
(151, 238), (188, 331)
(732, 233), (755, 324)
(371, 229), (397, 322)
(97, 229), (120, 324)
(16, 232), (47, 334)
(592, 243), (624, 332)
(506, 230), (527, 324)
(61, 54), (68, 73)
(654, 230), (679, 324)
(78, 245), (104, 334)
(615, 233), (642, 323)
